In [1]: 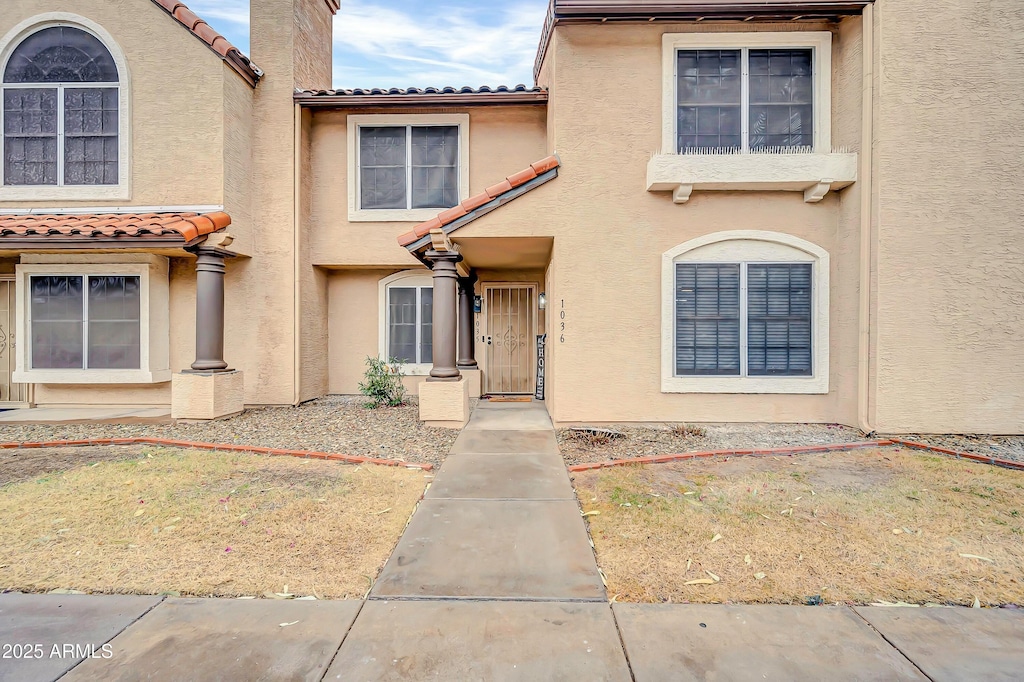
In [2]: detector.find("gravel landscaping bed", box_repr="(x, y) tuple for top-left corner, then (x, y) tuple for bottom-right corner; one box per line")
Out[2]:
(883, 433), (1024, 464)
(0, 396), (464, 469)
(558, 423), (867, 466)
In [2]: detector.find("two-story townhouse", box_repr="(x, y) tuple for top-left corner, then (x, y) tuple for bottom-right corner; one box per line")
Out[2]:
(1, 0), (1021, 435)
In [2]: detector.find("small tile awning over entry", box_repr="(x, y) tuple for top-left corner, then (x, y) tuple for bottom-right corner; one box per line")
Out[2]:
(0, 211), (231, 248)
(397, 155), (560, 251)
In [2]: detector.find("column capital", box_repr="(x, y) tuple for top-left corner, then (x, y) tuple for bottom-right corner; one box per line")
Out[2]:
(424, 249), (464, 266)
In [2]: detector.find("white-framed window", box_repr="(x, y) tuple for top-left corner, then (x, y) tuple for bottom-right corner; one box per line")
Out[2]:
(661, 32), (832, 155)
(378, 270), (433, 375)
(0, 14), (130, 201)
(348, 114), (469, 222)
(14, 255), (170, 384)
(661, 231), (829, 394)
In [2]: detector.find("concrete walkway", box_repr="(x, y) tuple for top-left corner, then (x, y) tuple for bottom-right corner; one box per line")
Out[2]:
(2, 400), (1024, 680)
(0, 406), (170, 424)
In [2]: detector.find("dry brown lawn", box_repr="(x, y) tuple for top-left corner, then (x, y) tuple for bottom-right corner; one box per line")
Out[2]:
(0, 447), (426, 599)
(572, 448), (1024, 606)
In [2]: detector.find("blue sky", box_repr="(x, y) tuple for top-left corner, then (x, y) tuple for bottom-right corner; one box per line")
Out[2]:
(186, 0), (548, 89)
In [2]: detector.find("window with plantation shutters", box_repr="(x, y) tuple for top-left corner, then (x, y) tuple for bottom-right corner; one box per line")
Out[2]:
(675, 262), (812, 378)
(747, 264), (811, 376)
(675, 263), (740, 375)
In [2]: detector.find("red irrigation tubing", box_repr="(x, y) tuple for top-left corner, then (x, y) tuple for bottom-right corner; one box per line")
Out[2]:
(0, 437), (433, 471)
(887, 438), (1024, 472)
(567, 438), (1024, 473)
(567, 440), (893, 472)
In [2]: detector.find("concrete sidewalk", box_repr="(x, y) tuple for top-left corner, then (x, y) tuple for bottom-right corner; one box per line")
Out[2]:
(2, 400), (1023, 681)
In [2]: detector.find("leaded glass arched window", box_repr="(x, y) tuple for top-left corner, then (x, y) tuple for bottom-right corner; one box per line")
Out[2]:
(2, 26), (120, 186)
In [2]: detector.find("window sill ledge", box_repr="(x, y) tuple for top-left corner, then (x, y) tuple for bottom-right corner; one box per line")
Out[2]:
(662, 375), (829, 394)
(13, 369), (172, 385)
(349, 208), (454, 223)
(647, 152), (857, 203)
(0, 186), (131, 202)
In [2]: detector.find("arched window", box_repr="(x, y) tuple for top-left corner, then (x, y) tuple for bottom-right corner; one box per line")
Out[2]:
(2, 25), (120, 186)
(661, 231), (830, 394)
(379, 270), (434, 374)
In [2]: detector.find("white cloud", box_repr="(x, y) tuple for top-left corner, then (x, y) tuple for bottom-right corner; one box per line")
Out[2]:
(178, 0), (549, 89)
(333, 0), (547, 88)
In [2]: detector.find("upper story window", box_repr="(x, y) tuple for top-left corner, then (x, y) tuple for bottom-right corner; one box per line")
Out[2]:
(2, 26), (119, 186)
(676, 48), (813, 153)
(348, 114), (470, 222)
(662, 32), (832, 155)
(361, 126), (458, 210)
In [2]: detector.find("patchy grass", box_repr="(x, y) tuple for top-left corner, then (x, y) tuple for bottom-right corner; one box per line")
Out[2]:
(572, 448), (1024, 606)
(0, 447), (425, 599)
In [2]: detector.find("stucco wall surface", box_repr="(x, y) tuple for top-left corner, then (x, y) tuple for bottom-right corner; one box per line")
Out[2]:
(307, 106), (548, 266)
(871, 0), (1024, 433)
(537, 22), (861, 426)
(0, 0), (229, 209)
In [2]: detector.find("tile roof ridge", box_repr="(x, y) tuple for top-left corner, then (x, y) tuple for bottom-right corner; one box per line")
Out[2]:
(397, 154), (560, 247)
(150, 0), (263, 87)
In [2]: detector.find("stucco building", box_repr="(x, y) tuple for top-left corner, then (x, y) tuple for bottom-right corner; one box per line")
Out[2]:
(0, 0), (1021, 434)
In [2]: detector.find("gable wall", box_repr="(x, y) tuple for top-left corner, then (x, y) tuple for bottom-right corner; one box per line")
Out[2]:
(0, 0), (229, 210)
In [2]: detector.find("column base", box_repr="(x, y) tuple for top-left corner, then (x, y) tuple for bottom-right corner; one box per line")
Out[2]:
(419, 376), (470, 428)
(460, 368), (481, 398)
(172, 370), (244, 421)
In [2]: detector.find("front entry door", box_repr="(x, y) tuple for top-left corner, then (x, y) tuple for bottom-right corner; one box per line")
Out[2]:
(484, 284), (536, 395)
(0, 279), (26, 403)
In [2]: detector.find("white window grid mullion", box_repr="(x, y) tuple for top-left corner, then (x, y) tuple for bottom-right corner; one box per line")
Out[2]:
(81, 274), (89, 369)
(406, 125), (413, 211)
(739, 263), (748, 377)
(740, 49), (750, 154)
(414, 286), (422, 365)
(57, 84), (65, 186)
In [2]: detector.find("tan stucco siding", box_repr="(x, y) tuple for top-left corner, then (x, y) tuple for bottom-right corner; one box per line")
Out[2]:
(327, 269), (397, 394)
(0, 0), (229, 210)
(307, 106), (548, 266)
(871, 0), (1024, 433)
(222, 69), (254, 255)
(540, 22), (860, 426)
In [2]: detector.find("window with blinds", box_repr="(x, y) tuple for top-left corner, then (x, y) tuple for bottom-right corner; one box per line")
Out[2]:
(675, 263), (812, 377)
(676, 47), (814, 153)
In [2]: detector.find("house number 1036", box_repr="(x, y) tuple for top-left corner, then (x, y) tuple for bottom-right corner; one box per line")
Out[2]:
(559, 299), (566, 343)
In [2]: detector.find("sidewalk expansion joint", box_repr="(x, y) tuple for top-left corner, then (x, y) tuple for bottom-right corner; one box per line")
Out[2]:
(850, 607), (935, 682)
(366, 595), (608, 603)
(55, 595), (167, 681)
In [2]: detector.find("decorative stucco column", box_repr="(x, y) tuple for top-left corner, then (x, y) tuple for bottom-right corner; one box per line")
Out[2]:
(425, 249), (463, 381)
(172, 244), (244, 421)
(419, 249), (470, 428)
(457, 273), (478, 369)
(188, 246), (231, 372)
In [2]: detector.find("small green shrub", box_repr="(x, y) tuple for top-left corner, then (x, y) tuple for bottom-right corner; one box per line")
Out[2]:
(359, 356), (406, 408)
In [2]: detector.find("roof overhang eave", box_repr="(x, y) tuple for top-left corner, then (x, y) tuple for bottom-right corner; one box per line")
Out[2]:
(295, 91), (549, 108)
(404, 167), (559, 255)
(533, 1), (873, 80)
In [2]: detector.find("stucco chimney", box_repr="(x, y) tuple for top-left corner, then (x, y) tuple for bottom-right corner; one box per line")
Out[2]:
(247, 0), (340, 405)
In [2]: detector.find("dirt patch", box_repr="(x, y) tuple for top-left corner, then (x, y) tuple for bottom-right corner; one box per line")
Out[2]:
(0, 445), (149, 487)
(0, 447), (426, 599)
(572, 448), (1024, 606)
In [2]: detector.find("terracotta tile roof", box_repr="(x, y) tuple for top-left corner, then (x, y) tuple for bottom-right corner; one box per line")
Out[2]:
(397, 155), (560, 248)
(0, 212), (231, 245)
(296, 85), (547, 108)
(150, 0), (263, 87)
